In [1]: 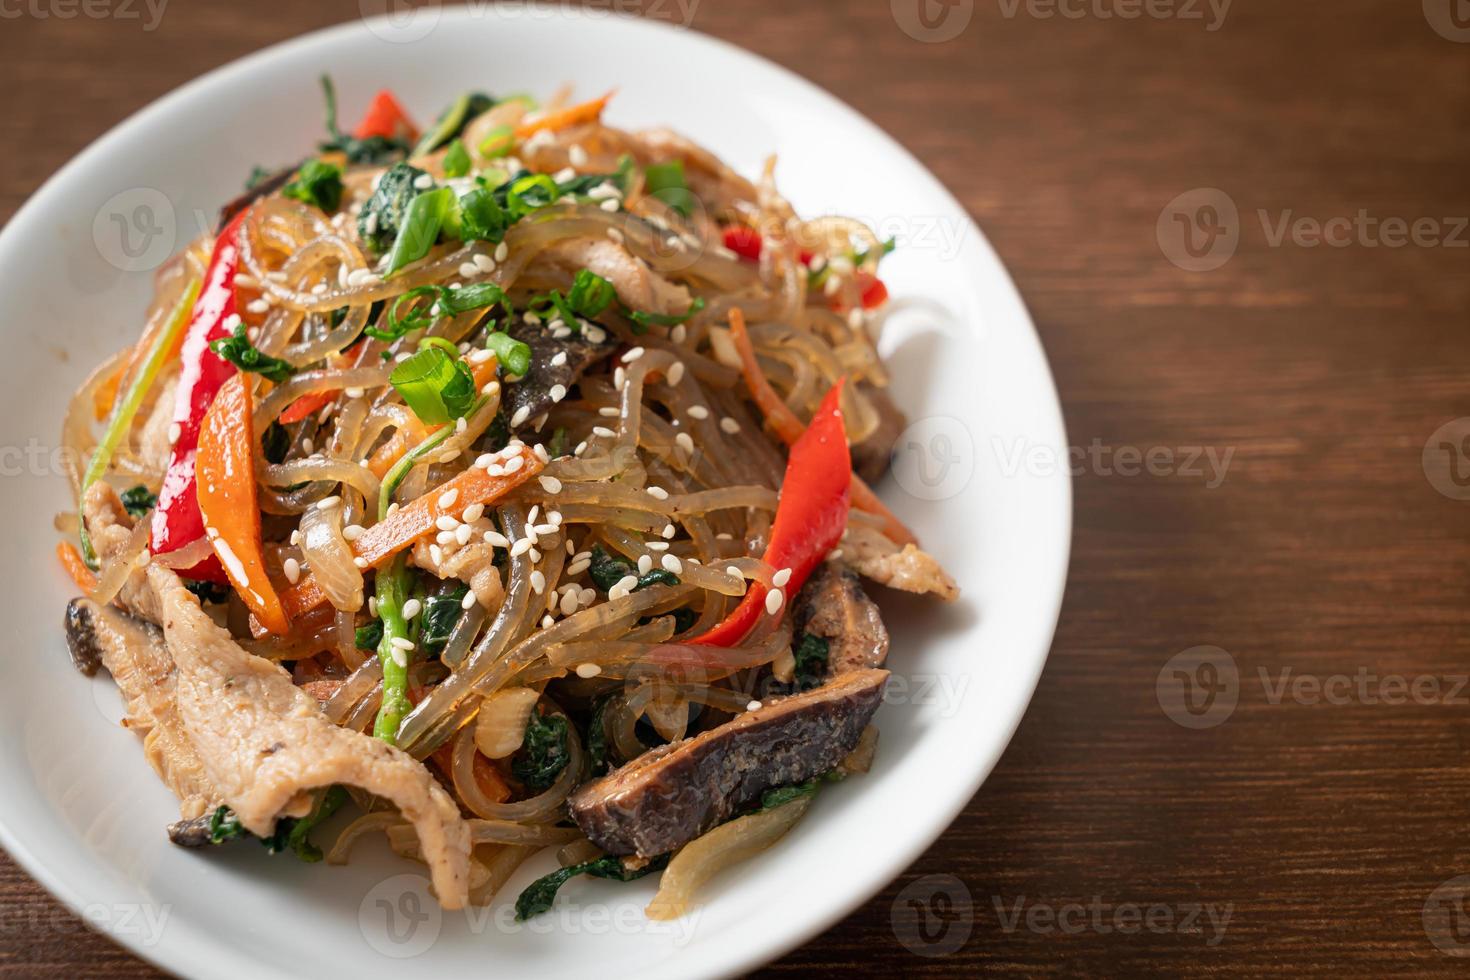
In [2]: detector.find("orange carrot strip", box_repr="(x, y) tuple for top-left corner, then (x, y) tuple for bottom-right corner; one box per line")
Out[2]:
(57, 541), (98, 592)
(727, 308), (918, 547)
(92, 361), (126, 422)
(196, 374), (291, 634)
(278, 443), (542, 622)
(514, 91), (613, 140)
(279, 389), (338, 425)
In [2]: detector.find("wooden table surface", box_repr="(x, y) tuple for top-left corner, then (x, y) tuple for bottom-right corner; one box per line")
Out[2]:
(3, 0), (1468, 975)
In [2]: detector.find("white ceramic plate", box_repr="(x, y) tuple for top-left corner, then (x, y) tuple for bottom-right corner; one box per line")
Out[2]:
(0, 8), (1069, 978)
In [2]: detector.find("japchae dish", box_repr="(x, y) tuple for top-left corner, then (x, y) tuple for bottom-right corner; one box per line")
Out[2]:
(56, 80), (958, 917)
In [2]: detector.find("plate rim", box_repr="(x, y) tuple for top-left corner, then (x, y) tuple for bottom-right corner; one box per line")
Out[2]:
(0, 8), (1071, 978)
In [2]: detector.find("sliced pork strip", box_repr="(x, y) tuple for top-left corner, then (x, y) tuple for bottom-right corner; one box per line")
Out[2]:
(792, 563), (889, 676)
(64, 598), (219, 822)
(410, 537), (504, 613)
(841, 524), (960, 602)
(541, 237), (693, 316)
(569, 668), (889, 858)
(82, 482), (163, 623)
(148, 565), (472, 907)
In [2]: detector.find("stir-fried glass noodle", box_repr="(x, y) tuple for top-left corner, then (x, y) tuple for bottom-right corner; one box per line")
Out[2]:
(56, 79), (959, 919)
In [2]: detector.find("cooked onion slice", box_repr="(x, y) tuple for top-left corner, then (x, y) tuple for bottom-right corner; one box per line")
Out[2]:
(645, 796), (813, 920)
(297, 502), (364, 612)
(473, 687), (541, 759)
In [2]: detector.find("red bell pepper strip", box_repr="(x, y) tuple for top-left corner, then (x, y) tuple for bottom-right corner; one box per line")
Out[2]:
(856, 271), (888, 309)
(148, 209), (250, 582)
(354, 90), (419, 143)
(692, 379), (852, 647)
(722, 225), (763, 262)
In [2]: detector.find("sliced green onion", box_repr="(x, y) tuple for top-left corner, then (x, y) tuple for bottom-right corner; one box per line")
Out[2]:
(485, 331), (531, 377)
(411, 92), (494, 157)
(643, 160), (694, 217)
(625, 296), (706, 334)
(441, 282), (510, 318)
(371, 554), (413, 743)
(384, 186), (454, 277)
(79, 277), (200, 564)
(477, 125), (515, 159)
(505, 174), (560, 217)
(389, 345), (477, 425)
(567, 268), (616, 319)
(442, 139), (472, 179)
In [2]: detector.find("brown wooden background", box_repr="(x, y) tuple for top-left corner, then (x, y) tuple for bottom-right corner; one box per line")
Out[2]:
(2, 0), (1468, 975)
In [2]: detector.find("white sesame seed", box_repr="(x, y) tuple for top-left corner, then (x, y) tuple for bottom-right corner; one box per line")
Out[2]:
(765, 588), (784, 615)
(483, 531), (510, 548)
(828, 548), (844, 561)
(456, 416), (468, 434)
(773, 567), (793, 588)
(343, 523), (364, 541)
(575, 662), (603, 679)
(568, 144), (589, 166)
(549, 384), (567, 403)
(662, 554), (683, 575)
(345, 387), (365, 399)
(747, 700), (763, 712)
(646, 486), (669, 500)
(166, 422), (181, 445)
(662, 523), (676, 539)
(560, 590), (579, 616)
(637, 554), (653, 575)
(282, 558), (301, 584)
(435, 515), (460, 532)
(462, 590), (478, 610)
(574, 441), (588, 456)
(614, 366), (626, 389)
(437, 488), (460, 510)
(671, 324), (687, 343)
(246, 299), (270, 314)
(687, 405), (709, 420)
(599, 198), (619, 212)
(462, 503), (485, 523)
(621, 346), (645, 364)
(495, 242), (509, 262)
(675, 432), (695, 455)
(430, 543), (444, 565)
(436, 530), (457, 547)
(530, 547), (543, 562)
(290, 530), (301, 546)
(615, 574), (639, 593)
(368, 596), (378, 617)
(566, 559), (591, 577)
(726, 565), (743, 579)
(458, 261), (478, 279)
(720, 416), (741, 434)
(592, 426), (616, 438)
(598, 406), (620, 417)
(531, 570), (546, 594)
(412, 173), (434, 190)
(473, 253), (496, 273)
(354, 557), (369, 569)
(316, 496), (341, 510)
(667, 361), (685, 386)
(510, 406), (531, 428)
(646, 541), (669, 552)
(455, 524), (473, 546)
(550, 351), (569, 368)
(401, 598), (422, 620)
(391, 636), (416, 651)
(391, 648), (407, 668)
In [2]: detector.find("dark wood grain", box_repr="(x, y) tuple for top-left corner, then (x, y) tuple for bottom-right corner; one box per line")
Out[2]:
(2, 0), (1468, 975)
